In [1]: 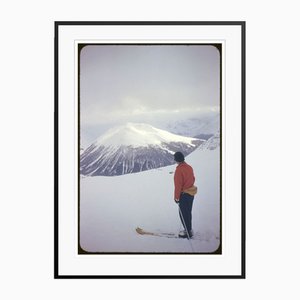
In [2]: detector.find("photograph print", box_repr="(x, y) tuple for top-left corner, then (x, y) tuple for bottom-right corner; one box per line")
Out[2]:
(79, 43), (221, 254)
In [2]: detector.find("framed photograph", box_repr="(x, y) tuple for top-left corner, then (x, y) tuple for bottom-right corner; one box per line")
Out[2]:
(54, 21), (246, 278)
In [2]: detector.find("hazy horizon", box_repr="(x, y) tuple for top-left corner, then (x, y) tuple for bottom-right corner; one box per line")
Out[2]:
(80, 44), (220, 147)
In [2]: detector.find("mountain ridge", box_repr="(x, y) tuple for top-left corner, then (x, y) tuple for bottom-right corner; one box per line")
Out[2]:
(80, 123), (203, 176)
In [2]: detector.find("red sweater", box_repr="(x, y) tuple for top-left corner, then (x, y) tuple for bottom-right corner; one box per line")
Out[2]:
(174, 162), (195, 200)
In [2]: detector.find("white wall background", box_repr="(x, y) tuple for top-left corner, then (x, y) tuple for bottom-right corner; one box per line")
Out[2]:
(0, 0), (299, 299)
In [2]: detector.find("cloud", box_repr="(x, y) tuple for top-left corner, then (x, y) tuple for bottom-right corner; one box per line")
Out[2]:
(80, 44), (220, 127)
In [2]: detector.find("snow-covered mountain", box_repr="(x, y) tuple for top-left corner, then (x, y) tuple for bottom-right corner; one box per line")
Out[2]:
(80, 123), (203, 177)
(160, 114), (220, 139)
(199, 131), (220, 150)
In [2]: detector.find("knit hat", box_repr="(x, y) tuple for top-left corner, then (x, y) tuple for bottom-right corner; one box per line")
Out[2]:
(174, 152), (185, 162)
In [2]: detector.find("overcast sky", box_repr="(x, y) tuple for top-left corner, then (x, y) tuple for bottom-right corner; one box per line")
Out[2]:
(80, 44), (220, 145)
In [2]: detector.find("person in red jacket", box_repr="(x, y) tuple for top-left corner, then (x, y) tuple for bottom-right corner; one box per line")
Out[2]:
(173, 151), (197, 239)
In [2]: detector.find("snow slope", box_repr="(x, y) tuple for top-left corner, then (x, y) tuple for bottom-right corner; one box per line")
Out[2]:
(80, 139), (220, 253)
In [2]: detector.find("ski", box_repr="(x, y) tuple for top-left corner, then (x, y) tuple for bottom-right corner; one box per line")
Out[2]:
(136, 227), (179, 239)
(135, 227), (209, 240)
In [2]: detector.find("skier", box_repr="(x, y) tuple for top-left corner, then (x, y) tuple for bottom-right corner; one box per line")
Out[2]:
(173, 151), (197, 239)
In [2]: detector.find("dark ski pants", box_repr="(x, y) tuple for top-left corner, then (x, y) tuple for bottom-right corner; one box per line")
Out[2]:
(178, 193), (194, 232)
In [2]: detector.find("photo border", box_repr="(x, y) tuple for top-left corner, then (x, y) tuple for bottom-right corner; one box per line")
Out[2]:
(77, 42), (222, 256)
(54, 21), (246, 279)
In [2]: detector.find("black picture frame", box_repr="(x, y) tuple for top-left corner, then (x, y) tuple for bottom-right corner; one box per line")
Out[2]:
(54, 21), (246, 279)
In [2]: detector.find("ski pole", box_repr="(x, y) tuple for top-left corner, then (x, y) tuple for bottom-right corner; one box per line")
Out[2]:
(178, 203), (195, 252)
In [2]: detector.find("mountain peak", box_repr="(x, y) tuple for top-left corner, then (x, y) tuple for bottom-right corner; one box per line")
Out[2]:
(80, 123), (203, 176)
(95, 122), (199, 148)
